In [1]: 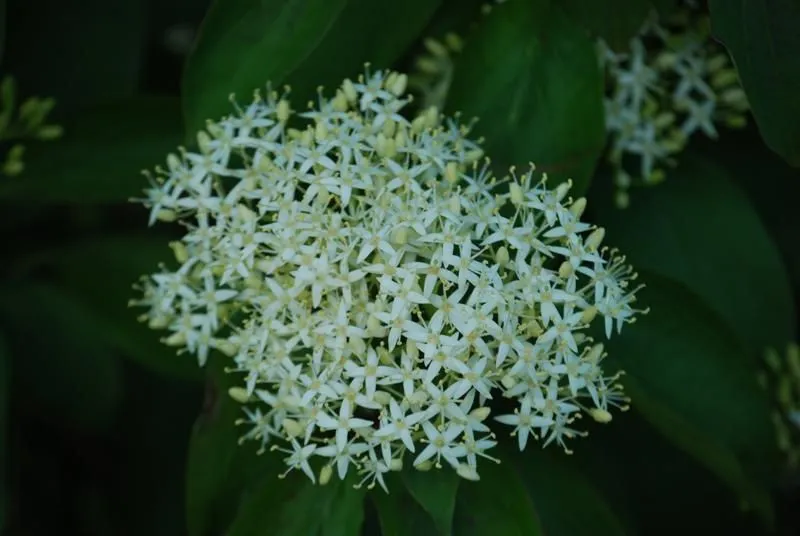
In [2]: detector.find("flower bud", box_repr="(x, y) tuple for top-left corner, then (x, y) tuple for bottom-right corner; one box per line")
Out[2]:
(558, 261), (573, 279)
(228, 387), (250, 403)
(509, 182), (524, 206)
(319, 465), (334, 485)
(569, 197), (587, 219)
(495, 246), (509, 267)
(581, 306), (598, 324)
(456, 464), (480, 481)
(585, 227), (605, 251)
(469, 407), (491, 421)
(445, 161), (459, 184)
(389, 73), (408, 96)
(276, 99), (291, 123)
(588, 408), (613, 423)
(415, 460), (433, 471)
(169, 241), (189, 264)
(282, 418), (303, 438)
(342, 79), (358, 103)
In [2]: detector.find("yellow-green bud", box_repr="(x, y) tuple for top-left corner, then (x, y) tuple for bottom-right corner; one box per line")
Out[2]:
(228, 387), (250, 403)
(589, 408), (613, 423)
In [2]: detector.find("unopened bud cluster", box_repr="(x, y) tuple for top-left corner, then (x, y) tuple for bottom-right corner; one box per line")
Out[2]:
(0, 75), (63, 177)
(408, 34), (463, 111)
(601, 3), (749, 207)
(132, 68), (642, 491)
(759, 343), (800, 469)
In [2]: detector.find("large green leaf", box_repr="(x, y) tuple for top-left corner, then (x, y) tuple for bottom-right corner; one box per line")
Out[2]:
(228, 473), (365, 536)
(186, 359), (283, 536)
(602, 273), (778, 524)
(446, 0), (606, 194)
(0, 283), (123, 431)
(624, 375), (774, 526)
(514, 448), (626, 536)
(572, 410), (766, 535)
(693, 127), (800, 291)
(709, 0), (800, 167)
(44, 234), (201, 381)
(0, 96), (184, 203)
(401, 467), (459, 535)
(453, 460), (544, 536)
(592, 154), (796, 357)
(562, 0), (651, 51)
(3, 0), (145, 116)
(370, 478), (441, 536)
(182, 0), (441, 135)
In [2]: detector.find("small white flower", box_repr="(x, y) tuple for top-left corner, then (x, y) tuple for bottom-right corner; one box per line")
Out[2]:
(600, 5), (749, 205)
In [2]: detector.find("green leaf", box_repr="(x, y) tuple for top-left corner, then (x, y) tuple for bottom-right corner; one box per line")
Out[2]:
(182, 0), (441, 135)
(694, 127), (800, 288)
(592, 154), (796, 356)
(516, 449), (627, 536)
(370, 479), (441, 536)
(3, 0), (145, 116)
(601, 272), (777, 524)
(562, 0), (651, 51)
(0, 334), (6, 532)
(228, 473), (365, 536)
(0, 96), (183, 203)
(0, 283), (123, 431)
(447, 0), (605, 194)
(45, 234), (202, 381)
(401, 467), (459, 535)
(623, 375), (774, 527)
(709, 0), (800, 166)
(453, 460), (543, 536)
(186, 359), (286, 536)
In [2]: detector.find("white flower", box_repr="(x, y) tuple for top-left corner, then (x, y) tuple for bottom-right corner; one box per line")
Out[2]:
(133, 68), (643, 489)
(600, 4), (749, 207)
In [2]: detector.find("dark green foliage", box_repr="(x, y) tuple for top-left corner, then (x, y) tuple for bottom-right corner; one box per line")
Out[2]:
(1, 1), (799, 535)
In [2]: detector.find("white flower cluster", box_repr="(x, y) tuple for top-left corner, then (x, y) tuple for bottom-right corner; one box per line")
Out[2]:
(132, 68), (642, 491)
(601, 5), (749, 208)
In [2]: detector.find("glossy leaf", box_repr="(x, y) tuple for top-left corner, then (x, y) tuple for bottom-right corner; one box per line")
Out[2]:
(592, 154), (796, 356)
(45, 234), (201, 381)
(453, 460), (543, 536)
(709, 0), (800, 166)
(0, 283), (123, 431)
(228, 473), (365, 536)
(401, 467), (459, 535)
(370, 479), (441, 536)
(694, 127), (800, 288)
(602, 273), (778, 524)
(182, 0), (441, 135)
(623, 375), (774, 526)
(514, 449), (626, 536)
(0, 96), (184, 203)
(447, 0), (605, 193)
(562, 0), (651, 51)
(185, 359), (280, 536)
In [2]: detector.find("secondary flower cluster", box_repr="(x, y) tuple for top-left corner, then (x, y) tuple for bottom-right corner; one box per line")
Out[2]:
(760, 343), (800, 469)
(133, 69), (642, 491)
(601, 4), (749, 207)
